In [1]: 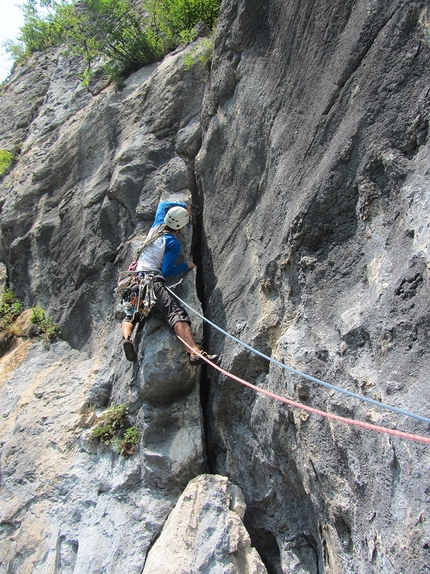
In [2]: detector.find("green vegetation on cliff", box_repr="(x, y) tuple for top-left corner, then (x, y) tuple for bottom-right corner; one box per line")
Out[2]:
(90, 404), (141, 456)
(0, 150), (14, 176)
(4, 0), (220, 85)
(30, 306), (61, 346)
(0, 289), (61, 349)
(0, 288), (24, 329)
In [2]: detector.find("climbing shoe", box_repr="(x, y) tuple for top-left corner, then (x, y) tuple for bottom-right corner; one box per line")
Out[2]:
(189, 351), (219, 365)
(123, 339), (137, 362)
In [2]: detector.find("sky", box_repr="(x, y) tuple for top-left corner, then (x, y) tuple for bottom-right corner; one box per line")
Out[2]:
(0, 1), (24, 82)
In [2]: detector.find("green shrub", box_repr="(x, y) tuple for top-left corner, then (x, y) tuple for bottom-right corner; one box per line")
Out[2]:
(30, 306), (61, 345)
(117, 425), (140, 455)
(184, 36), (213, 70)
(1, 288), (15, 306)
(0, 150), (14, 176)
(0, 290), (60, 344)
(91, 423), (115, 444)
(0, 288), (24, 329)
(58, 0), (164, 83)
(90, 404), (140, 456)
(2, 1), (62, 65)
(102, 403), (128, 431)
(149, 0), (220, 36)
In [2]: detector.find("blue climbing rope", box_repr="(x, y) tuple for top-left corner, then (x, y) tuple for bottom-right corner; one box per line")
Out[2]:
(166, 286), (430, 425)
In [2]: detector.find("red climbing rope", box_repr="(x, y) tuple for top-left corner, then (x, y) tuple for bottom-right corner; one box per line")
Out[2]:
(179, 337), (430, 445)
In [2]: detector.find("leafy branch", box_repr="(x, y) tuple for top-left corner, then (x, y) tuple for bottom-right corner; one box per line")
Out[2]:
(3, 0), (221, 88)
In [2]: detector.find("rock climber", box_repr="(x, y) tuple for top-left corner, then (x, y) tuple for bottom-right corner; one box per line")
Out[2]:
(121, 200), (219, 365)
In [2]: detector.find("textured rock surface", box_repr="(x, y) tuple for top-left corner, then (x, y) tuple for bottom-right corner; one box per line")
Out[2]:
(198, 0), (430, 572)
(0, 41), (211, 573)
(0, 339), (176, 574)
(1, 0), (430, 572)
(144, 474), (267, 573)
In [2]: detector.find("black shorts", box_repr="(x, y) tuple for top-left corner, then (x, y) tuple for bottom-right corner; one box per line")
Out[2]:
(122, 279), (190, 330)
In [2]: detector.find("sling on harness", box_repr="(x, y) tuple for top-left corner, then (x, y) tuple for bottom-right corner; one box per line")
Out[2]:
(129, 229), (166, 271)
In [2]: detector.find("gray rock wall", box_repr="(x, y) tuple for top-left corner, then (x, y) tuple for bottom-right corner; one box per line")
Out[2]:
(198, 0), (430, 572)
(0, 42), (214, 573)
(1, 0), (430, 572)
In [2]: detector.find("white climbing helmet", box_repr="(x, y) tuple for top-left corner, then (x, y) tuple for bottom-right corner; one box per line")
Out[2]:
(164, 206), (189, 230)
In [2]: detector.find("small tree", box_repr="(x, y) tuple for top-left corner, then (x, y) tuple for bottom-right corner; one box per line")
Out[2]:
(58, 0), (163, 83)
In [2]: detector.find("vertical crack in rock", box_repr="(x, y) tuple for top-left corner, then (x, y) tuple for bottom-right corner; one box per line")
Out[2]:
(189, 163), (215, 474)
(189, 167), (291, 571)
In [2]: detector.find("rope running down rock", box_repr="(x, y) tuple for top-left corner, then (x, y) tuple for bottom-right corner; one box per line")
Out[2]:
(166, 285), (430, 426)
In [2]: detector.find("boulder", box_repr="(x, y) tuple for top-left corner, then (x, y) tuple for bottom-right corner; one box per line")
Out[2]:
(143, 474), (267, 574)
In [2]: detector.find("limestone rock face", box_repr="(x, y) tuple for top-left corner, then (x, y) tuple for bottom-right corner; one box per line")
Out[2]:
(0, 340), (177, 574)
(1, 0), (430, 573)
(143, 474), (267, 574)
(198, 0), (430, 572)
(0, 41), (211, 574)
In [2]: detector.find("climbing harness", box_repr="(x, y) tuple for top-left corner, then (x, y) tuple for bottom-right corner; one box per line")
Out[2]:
(115, 229), (169, 318)
(116, 272), (158, 320)
(166, 286), (430, 428)
(177, 335), (430, 445)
